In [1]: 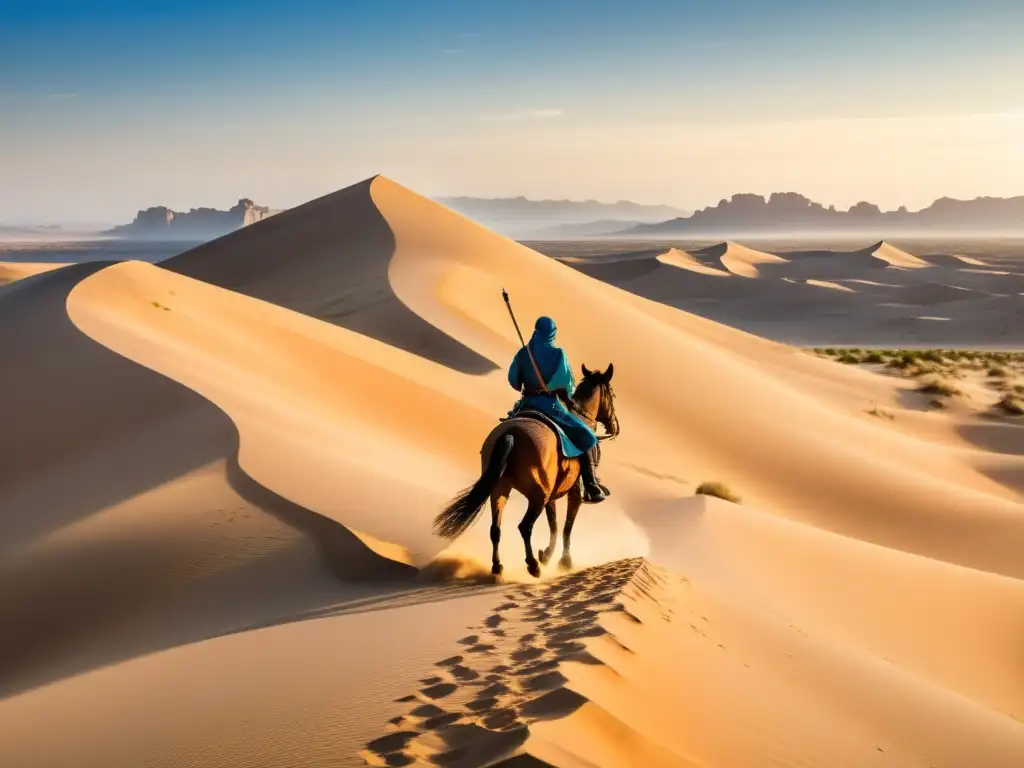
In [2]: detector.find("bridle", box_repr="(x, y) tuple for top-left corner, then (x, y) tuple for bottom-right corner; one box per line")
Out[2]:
(572, 381), (619, 442)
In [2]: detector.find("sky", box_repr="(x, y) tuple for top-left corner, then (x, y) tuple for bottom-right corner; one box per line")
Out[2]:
(1, 0), (1023, 224)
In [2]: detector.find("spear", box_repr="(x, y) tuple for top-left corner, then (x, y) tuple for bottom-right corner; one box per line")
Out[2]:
(502, 288), (550, 396)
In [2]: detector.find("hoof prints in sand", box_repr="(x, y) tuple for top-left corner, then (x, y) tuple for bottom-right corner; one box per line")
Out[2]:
(360, 557), (645, 767)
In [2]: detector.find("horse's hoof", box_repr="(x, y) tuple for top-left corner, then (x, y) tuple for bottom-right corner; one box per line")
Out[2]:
(538, 548), (551, 565)
(491, 562), (503, 576)
(527, 560), (541, 578)
(558, 555), (573, 571)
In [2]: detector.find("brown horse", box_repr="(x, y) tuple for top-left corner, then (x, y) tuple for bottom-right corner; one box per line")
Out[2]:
(433, 364), (619, 578)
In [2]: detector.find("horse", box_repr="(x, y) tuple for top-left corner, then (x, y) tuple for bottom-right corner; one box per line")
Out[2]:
(433, 363), (619, 578)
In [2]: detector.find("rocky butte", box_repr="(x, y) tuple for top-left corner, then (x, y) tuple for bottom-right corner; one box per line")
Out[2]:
(620, 192), (1024, 237)
(106, 199), (277, 240)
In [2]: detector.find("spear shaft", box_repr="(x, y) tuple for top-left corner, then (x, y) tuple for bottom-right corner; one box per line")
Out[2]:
(501, 288), (550, 395)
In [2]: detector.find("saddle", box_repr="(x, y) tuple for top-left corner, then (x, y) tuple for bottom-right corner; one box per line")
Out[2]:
(499, 408), (601, 466)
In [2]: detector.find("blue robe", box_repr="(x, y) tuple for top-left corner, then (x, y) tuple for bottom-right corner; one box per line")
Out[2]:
(507, 316), (597, 458)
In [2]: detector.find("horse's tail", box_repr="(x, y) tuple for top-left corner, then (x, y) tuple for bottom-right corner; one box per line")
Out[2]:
(433, 433), (514, 540)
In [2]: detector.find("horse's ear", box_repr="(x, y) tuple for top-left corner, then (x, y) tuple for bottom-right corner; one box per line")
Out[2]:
(581, 363), (593, 378)
(603, 363), (614, 382)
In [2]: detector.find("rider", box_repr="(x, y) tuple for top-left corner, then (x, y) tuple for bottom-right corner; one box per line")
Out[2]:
(507, 316), (608, 504)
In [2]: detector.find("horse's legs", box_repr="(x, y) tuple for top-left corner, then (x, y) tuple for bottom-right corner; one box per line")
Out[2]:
(490, 491), (508, 576)
(518, 498), (546, 578)
(559, 484), (583, 571)
(538, 501), (558, 566)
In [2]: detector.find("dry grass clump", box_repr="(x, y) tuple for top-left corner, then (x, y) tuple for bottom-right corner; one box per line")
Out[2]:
(917, 377), (962, 397)
(866, 404), (895, 420)
(997, 395), (1024, 416)
(695, 481), (742, 504)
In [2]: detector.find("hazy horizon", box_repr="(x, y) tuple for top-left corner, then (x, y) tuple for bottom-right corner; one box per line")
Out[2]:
(2, 0), (1023, 224)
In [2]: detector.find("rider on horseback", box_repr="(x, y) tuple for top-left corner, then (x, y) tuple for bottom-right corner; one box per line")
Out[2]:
(507, 316), (609, 504)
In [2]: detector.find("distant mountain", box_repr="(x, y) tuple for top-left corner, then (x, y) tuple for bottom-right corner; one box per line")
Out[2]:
(107, 198), (279, 240)
(524, 219), (658, 239)
(437, 196), (690, 237)
(619, 193), (1024, 237)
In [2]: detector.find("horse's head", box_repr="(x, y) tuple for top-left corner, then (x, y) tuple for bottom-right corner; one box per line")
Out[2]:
(578, 363), (619, 440)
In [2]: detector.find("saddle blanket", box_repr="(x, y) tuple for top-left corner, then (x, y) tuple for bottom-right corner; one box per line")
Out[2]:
(499, 408), (583, 459)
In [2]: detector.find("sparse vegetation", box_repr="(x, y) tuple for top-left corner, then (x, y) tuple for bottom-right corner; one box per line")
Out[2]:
(809, 347), (1024, 412)
(866, 403), (895, 420)
(997, 395), (1024, 416)
(695, 481), (742, 504)
(917, 377), (962, 397)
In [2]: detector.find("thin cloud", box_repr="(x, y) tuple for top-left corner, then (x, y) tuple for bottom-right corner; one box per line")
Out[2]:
(479, 109), (565, 122)
(49, 92), (79, 99)
(442, 48), (465, 55)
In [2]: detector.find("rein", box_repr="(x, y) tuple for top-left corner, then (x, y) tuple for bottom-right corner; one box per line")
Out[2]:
(568, 382), (619, 442)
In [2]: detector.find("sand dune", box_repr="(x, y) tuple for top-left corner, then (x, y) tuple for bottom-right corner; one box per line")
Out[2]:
(2, 175), (1024, 766)
(0, 260), (70, 286)
(691, 241), (789, 277)
(558, 237), (1024, 346)
(657, 247), (732, 277)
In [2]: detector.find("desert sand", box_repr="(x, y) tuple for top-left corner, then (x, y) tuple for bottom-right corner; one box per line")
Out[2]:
(546, 239), (1024, 347)
(0, 260), (71, 285)
(1, 176), (1023, 767)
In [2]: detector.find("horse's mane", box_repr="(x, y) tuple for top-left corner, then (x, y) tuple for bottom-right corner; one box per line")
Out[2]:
(563, 373), (612, 419)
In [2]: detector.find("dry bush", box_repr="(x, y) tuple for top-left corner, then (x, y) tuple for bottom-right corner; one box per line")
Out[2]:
(695, 481), (742, 504)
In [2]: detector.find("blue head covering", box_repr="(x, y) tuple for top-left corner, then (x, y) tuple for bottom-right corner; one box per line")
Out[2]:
(531, 316), (557, 346)
(508, 314), (578, 399)
(522, 315), (565, 389)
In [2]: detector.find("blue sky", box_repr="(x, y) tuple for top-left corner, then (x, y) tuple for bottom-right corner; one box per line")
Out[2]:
(2, 0), (1023, 223)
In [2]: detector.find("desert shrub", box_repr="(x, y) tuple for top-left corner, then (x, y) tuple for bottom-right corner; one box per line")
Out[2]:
(917, 377), (961, 397)
(988, 366), (1009, 378)
(920, 349), (945, 363)
(866, 404), (895, 420)
(695, 481), (742, 504)
(997, 395), (1024, 416)
(837, 352), (861, 364)
(862, 352), (885, 364)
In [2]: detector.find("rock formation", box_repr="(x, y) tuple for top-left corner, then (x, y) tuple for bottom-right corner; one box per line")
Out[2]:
(107, 199), (277, 240)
